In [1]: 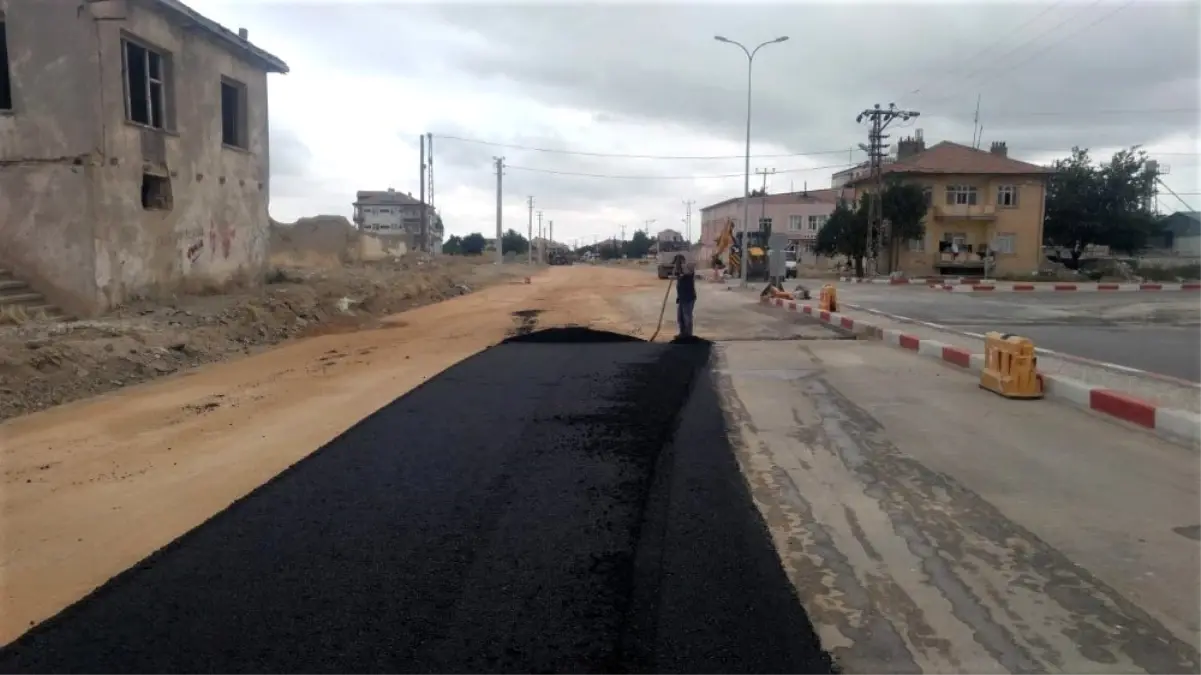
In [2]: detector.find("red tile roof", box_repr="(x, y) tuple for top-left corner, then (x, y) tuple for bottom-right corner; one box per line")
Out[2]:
(850, 141), (1051, 182)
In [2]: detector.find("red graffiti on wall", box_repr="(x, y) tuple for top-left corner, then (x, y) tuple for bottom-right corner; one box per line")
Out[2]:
(207, 223), (236, 260)
(186, 240), (205, 263)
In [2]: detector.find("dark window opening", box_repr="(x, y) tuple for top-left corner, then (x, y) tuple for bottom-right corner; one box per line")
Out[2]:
(0, 20), (12, 111)
(124, 39), (166, 129)
(141, 173), (173, 210)
(221, 79), (247, 148)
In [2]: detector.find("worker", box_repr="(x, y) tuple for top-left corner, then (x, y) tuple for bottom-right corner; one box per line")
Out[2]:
(673, 254), (696, 339)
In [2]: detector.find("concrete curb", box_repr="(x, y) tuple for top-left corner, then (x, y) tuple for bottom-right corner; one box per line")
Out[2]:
(936, 282), (1201, 293)
(835, 276), (1201, 293)
(760, 296), (1201, 445)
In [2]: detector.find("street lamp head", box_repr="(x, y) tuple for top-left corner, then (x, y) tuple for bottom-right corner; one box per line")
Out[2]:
(714, 35), (730, 43)
(773, 36), (789, 43)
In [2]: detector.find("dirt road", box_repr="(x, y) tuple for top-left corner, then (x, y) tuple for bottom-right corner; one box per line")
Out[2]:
(0, 265), (663, 644)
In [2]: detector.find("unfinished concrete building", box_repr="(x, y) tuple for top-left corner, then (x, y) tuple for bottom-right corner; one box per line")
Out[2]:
(0, 0), (288, 316)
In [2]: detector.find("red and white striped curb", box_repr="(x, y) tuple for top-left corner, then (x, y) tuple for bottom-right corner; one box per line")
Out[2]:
(759, 296), (1201, 443)
(834, 276), (1201, 292)
(936, 282), (1201, 293)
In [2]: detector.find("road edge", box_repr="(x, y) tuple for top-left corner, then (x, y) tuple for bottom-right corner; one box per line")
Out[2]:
(758, 296), (1201, 446)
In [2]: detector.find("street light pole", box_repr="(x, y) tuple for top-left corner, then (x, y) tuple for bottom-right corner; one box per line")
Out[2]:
(715, 34), (789, 287)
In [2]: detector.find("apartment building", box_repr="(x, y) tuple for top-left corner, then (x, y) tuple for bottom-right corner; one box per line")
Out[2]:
(352, 188), (444, 253)
(698, 188), (851, 266)
(847, 136), (1050, 276)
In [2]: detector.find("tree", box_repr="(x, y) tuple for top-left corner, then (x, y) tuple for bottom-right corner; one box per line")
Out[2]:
(749, 188), (767, 197)
(813, 195), (870, 277)
(1044, 146), (1159, 266)
(502, 228), (529, 254)
(880, 181), (928, 271)
(460, 232), (487, 255)
(443, 234), (463, 255)
(623, 230), (653, 258)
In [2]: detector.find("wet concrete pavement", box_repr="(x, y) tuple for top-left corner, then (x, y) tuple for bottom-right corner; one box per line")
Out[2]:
(822, 284), (1201, 381)
(0, 332), (834, 674)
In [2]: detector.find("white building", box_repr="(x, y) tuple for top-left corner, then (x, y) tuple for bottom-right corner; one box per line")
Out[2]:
(352, 188), (443, 252)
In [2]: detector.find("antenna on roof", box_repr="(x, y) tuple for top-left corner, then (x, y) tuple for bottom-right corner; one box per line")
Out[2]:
(971, 94), (982, 149)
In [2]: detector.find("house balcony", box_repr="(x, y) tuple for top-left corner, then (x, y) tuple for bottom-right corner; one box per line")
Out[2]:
(933, 204), (996, 221)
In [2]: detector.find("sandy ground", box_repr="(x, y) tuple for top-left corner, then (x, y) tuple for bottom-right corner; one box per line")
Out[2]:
(0, 265), (664, 644)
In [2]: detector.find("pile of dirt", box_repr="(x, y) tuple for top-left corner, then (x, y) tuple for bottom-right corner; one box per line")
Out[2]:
(0, 256), (529, 422)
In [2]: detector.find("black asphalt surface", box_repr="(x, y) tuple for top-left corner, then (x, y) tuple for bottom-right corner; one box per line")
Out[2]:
(0, 328), (834, 674)
(839, 289), (1201, 381)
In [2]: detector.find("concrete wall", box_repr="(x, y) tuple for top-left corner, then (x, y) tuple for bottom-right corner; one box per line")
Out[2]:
(0, 0), (103, 315)
(0, 0), (274, 314)
(269, 216), (412, 266)
(91, 0), (271, 307)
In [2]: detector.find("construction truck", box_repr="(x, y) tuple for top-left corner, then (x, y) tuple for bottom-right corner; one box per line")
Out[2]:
(656, 232), (692, 279)
(711, 219), (769, 281)
(548, 249), (573, 266)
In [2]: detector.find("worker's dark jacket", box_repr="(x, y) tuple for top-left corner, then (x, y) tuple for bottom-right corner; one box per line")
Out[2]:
(676, 272), (696, 303)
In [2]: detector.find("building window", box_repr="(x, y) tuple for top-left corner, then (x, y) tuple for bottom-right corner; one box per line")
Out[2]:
(789, 215), (803, 231)
(945, 185), (978, 206)
(758, 217), (772, 231)
(220, 77), (248, 148)
(0, 18), (12, 111)
(908, 237), (925, 252)
(997, 185), (1019, 207)
(994, 233), (1015, 254)
(922, 187), (933, 207)
(807, 215), (827, 231)
(124, 38), (169, 129)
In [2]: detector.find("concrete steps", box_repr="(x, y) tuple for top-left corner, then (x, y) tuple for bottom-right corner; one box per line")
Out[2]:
(0, 269), (69, 322)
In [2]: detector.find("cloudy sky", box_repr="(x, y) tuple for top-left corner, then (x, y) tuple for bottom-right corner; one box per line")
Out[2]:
(192, 0), (1198, 245)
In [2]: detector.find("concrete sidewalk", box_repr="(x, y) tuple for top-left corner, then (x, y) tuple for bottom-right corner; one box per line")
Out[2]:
(759, 296), (1201, 442)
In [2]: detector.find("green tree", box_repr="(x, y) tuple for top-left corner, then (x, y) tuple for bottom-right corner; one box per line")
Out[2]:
(813, 195), (870, 277)
(623, 230), (653, 258)
(443, 234), (463, 255)
(501, 228), (529, 254)
(749, 188), (767, 197)
(461, 232), (487, 255)
(881, 181), (929, 271)
(1044, 146), (1160, 266)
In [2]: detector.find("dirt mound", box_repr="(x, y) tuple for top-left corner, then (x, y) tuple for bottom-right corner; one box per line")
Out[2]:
(502, 326), (644, 344)
(0, 257), (532, 422)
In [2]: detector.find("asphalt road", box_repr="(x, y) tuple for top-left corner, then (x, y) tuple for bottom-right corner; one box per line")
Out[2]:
(830, 286), (1201, 381)
(0, 328), (834, 674)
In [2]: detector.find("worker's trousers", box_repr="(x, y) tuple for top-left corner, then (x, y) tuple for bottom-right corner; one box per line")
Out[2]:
(676, 299), (695, 337)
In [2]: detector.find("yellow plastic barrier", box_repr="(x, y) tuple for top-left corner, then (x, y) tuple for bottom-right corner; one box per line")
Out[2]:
(979, 332), (1044, 399)
(819, 284), (838, 312)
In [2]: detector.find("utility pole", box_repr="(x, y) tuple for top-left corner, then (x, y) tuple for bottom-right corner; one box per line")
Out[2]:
(494, 156), (504, 264)
(527, 196), (534, 264)
(682, 200), (694, 242)
(427, 132), (435, 253)
(536, 210), (544, 264)
(755, 167), (775, 234)
(549, 220), (554, 252)
(857, 103), (919, 277)
(419, 135), (427, 253)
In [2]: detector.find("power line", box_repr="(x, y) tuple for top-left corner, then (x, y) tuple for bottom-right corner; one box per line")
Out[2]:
(904, 0), (1069, 98)
(435, 134), (852, 160)
(504, 161), (859, 180)
(921, 0), (1136, 107)
(437, 132), (1198, 163)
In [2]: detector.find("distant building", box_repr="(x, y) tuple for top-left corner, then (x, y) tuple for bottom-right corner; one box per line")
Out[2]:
(698, 187), (853, 266)
(1149, 211), (1201, 256)
(845, 135), (1052, 276)
(352, 188), (443, 252)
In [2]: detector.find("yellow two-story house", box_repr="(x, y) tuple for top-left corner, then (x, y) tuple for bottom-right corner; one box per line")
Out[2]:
(847, 137), (1051, 277)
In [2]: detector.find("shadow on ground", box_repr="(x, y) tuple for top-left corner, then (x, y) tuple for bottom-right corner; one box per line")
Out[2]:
(0, 328), (835, 674)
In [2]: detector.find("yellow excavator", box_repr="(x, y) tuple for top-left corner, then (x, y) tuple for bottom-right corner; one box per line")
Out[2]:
(711, 219), (769, 281)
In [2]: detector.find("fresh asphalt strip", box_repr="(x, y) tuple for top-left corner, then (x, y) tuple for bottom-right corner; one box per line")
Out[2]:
(0, 327), (835, 674)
